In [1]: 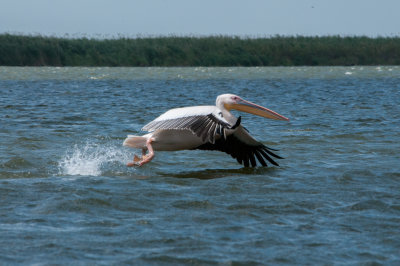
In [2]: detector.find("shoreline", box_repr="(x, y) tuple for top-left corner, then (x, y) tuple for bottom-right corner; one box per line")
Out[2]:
(1, 34), (400, 67)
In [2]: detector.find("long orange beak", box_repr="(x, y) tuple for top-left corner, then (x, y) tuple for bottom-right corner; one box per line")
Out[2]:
(228, 99), (289, 121)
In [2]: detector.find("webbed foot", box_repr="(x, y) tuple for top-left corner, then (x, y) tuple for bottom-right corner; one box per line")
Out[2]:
(126, 138), (155, 167)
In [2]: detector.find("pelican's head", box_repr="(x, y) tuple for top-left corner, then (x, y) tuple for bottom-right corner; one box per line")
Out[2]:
(216, 94), (289, 121)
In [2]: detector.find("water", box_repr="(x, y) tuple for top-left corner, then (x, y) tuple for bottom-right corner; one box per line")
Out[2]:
(1, 66), (400, 264)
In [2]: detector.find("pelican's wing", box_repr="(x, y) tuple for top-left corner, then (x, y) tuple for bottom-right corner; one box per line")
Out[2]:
(195, 126), (282, 167)
(142, 106), (232, 143)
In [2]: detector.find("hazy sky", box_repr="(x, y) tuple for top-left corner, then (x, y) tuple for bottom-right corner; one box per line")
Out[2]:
(1, 0), (399, 37)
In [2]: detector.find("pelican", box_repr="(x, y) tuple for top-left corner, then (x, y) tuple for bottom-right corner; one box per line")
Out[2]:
(123, 94), (289, 167)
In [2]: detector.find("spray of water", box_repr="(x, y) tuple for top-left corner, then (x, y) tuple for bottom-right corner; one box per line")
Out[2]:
(58, 141), (132, 176)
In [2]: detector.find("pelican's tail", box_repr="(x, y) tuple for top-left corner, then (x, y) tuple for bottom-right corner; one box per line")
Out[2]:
(123, 135), (147, 149)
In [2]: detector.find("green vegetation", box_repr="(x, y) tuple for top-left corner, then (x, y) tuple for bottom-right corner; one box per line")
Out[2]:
(1, 34), (400, 66)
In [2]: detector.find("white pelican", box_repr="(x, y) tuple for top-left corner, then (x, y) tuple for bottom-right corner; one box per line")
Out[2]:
(123, 94), (289, 167)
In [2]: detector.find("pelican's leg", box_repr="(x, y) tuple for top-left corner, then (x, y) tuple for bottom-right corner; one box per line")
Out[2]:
(126, 138), (155, 167)
(138, 138), (155, 166)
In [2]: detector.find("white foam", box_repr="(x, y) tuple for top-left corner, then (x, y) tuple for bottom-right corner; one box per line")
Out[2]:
(58, 141), (131, 176)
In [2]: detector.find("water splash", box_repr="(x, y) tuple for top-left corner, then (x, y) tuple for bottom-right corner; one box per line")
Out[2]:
(58, 141), (131, 176)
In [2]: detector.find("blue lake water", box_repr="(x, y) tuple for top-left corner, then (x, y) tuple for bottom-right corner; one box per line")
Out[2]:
(1, 66), (399, 264)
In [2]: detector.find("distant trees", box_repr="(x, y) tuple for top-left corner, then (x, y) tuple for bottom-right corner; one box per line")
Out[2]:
(1, 34), (399, 66)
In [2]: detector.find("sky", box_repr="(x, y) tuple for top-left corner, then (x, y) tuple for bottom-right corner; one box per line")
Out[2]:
(1, 0), (400, 38)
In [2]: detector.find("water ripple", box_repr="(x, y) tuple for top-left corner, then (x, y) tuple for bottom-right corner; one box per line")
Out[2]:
(1, 67), (400, 265)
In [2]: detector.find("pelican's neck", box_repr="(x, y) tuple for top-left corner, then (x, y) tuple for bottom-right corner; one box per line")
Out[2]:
(216, 100), (237, 124)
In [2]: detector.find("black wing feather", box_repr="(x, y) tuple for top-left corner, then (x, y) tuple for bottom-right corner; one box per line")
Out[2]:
(195, 133), (282, 167)
(254, 151), (267, 167)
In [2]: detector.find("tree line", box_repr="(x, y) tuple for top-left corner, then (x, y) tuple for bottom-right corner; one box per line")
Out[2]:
(1, 34), (399, 66)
